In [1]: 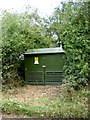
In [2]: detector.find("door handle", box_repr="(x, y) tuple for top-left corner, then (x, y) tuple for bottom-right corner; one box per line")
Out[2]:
(42, 65), (46, 68)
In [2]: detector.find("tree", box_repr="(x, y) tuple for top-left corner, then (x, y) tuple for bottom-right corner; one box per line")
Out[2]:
(48, 2), (89, 89)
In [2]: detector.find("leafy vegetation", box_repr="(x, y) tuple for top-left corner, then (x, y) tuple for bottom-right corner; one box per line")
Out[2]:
(47, 2), (89, 89)
(1, 8), (52, 88)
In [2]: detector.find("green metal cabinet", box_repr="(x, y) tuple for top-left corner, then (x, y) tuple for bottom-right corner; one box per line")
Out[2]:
(24, 47), (65, 85)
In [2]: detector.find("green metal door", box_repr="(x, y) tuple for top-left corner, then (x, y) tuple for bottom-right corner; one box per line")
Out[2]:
(41, 55), (63, 85)
(25, 55), (46, 85)
(44, 54), (63, 85)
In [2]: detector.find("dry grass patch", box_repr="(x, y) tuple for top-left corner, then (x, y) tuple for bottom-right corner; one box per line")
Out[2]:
(2, 85), (88, 118)
(2, 85), (62, 106)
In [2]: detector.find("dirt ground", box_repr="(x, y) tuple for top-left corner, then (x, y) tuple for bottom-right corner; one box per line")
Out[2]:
(2, 85), (63, 118)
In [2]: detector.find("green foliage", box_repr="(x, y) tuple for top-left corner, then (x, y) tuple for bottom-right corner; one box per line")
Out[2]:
(49, 2), (89, 89)
(2, 8), (52, 87)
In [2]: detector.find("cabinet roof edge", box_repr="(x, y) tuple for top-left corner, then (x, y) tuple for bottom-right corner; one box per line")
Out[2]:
(24, 47), (65, 55)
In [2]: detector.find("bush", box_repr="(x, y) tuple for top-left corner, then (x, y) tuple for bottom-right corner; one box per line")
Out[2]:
(49, 2), (89, 89)
(1, 9), (52, 88)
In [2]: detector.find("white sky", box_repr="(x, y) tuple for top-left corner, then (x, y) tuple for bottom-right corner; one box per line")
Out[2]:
(0, 0), (63, 17)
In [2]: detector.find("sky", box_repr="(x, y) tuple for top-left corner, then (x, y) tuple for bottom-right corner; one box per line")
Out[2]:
(0, 0), (63, 17)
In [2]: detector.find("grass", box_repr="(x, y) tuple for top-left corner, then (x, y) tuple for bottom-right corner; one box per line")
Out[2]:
(2, 85), (89, 118)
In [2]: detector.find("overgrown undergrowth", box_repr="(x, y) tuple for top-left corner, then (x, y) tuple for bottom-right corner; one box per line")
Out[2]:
(2, 86), (89, 118)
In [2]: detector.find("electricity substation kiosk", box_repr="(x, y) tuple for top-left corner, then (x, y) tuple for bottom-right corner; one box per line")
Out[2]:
(24, 47), (65, 85)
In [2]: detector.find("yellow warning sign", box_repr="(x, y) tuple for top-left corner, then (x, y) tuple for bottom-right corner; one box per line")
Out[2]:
(35, 57), (38, 61)
(34, 57), (39, 64)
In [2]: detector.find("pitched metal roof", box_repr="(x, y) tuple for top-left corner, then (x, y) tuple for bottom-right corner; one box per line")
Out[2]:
(24, 47), (65, 55)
